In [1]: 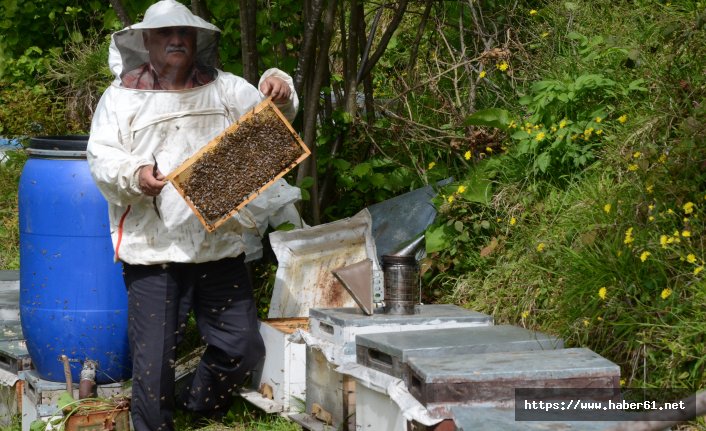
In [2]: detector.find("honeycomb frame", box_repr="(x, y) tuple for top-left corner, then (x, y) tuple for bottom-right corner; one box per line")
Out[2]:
(167, 98), (310, 232)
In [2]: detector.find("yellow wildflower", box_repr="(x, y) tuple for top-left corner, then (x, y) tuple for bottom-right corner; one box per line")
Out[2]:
(559, 119), (567, 128)
(603, 204), (611, 214)
(428, 162), (436, 170)
(510, 217), (517, 226)
(648, 216), (655, 222)
(640, 251), (651, 262)
(582, 319), (590, 327)
(597, 316), (603, 321)
(628, 164), (639, 171)
(648, 204), (655, 211)
(598, 287), (607, 300)
(687, 254), (697, 263)
(596, 129), (603, 135)
(695, 266), (704, 276)
(486, 146), (493, 153)
(633, 151), (641, 158)
(660, 235), (669, 248)
(683, 202), (695, 214)
(529, 9), (538, 15)
(535, 132), (546, 142)
(682, 230), (691, 237)
(624, 227), (634, 245)
(457, 185), (467, 194)
(521, 311), (530, 319)
(618, 114), (628, 124)
(646, 184), (654, 194)
(464, 150), (471, 160)
(479, 70), (487, 79)
(541, 32), (549, 38)
(497, 61), (509, 72)
(508, 120), (516, 129)
(536, 243), (546, 252)
(667, 208), (674, 215)
(595, 117), (602, 123)
(620, 379), (626, 386)
(660, 288), (672, 300)
(658, 154), (668, 163)
(447, 195), (454, 204)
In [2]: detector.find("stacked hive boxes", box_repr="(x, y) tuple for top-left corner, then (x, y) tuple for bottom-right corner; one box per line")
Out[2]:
(349, 327), (620, 430)
(297, 305), (494, 430)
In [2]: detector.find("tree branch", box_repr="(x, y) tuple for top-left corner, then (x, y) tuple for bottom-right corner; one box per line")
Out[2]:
(357, 0), (410, 84)
(109, 0), (132, 27)
(293, 0), (325, 95)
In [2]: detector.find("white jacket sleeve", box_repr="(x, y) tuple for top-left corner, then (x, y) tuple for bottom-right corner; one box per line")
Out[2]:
(87, 88), (152, 207)
(259, 68), (299, 122)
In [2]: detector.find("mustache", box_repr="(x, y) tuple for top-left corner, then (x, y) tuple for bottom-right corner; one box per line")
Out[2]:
(165, 46), (187, 54)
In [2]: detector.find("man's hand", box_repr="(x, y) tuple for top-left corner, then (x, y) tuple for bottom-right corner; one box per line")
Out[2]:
(138, 164), (166, 196)
(260, 77), (292, 103)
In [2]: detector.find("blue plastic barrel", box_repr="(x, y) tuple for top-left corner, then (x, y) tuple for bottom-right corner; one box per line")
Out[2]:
(19, 136), (131, 384)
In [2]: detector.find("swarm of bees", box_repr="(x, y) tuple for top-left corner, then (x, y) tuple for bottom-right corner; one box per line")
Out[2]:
(170, 100), (309, 231)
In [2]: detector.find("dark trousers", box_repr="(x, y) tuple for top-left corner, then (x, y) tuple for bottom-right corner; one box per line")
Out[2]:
(122, 256), (265, 431)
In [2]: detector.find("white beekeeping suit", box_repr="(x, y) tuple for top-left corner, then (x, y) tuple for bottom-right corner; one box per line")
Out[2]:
(88, 0), (303, 265)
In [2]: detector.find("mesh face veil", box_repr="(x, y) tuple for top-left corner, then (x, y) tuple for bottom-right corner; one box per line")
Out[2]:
(109, 0), (221, 82)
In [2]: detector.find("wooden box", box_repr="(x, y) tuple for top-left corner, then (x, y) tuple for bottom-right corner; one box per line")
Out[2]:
(405, 348), (621, 417)
(168, 99), (310, 232)
(248, 317), (308, 412)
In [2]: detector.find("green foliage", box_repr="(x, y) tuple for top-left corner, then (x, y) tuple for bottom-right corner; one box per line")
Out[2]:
(0, 2), (116, 82)
(45, 35), (112, 132)
(429, 0), (706, 397)
(423, 165), (497, 294)
(0, 83), (67, 137)
(208, 0), (302, 75)
(518, 74), (619, 124)
(466, 71), (646, 180)
(0, 148), (25, 269)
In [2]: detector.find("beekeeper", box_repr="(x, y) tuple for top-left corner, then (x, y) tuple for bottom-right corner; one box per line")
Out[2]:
(87, 0), (303, 429)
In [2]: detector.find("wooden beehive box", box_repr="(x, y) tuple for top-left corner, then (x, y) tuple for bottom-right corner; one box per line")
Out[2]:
(168, 98), (310, 232)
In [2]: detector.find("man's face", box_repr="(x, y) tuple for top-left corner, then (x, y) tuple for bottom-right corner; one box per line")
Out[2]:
(143, 26), (197, 72)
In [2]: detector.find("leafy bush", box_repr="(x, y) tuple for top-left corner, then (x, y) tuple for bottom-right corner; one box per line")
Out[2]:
(0, 83), (67, 137)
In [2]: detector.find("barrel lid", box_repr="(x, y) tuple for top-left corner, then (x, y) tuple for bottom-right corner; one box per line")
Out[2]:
(28, 135), (88, 158)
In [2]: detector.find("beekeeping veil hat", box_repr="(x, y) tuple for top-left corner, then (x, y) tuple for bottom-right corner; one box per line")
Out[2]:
(109, 0), (221, 80)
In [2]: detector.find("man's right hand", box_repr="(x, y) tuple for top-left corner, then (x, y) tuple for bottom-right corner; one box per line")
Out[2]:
(138, 164), (166, 196)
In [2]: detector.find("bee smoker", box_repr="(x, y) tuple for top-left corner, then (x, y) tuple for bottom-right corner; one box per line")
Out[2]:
(382, 235), (424, 315)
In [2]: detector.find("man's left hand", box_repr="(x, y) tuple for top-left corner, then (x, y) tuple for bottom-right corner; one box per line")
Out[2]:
(260, 77), (291, 103)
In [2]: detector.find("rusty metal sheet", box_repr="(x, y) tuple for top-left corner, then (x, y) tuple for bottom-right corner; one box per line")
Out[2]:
(268, 209), (378, 318)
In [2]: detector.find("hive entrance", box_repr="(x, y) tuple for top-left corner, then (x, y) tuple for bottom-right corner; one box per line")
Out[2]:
(168, 99), (309, 231)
